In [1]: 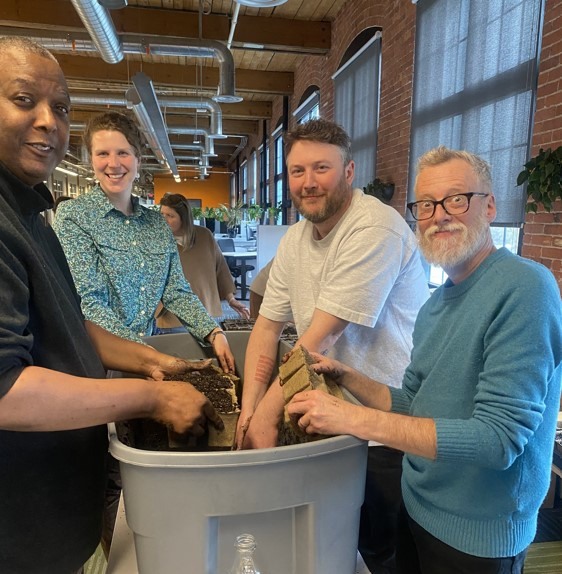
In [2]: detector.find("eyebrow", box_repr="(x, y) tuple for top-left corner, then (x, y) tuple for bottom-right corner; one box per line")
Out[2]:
(7, 77), (71, 102)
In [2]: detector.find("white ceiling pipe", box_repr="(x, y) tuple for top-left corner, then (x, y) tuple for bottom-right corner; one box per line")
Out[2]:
(69, 0), (123, 63)
(0, 27), (241, 103)
(130, 74), (180, 177)
(69, 93), (226, 139)
(167, 127), (217, 157)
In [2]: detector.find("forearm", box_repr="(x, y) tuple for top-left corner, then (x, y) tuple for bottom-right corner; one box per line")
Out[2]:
(355, 409), (436, 459)
(297, 308), (348, 353)
(241, 316), (284, 412)
(86, 320), (168, 377)
(0, 366), (156, 431)
(340, 368), (393, 412)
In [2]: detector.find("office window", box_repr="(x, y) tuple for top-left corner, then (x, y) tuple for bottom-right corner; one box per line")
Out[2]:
(241, 161), (248, 205)
(410, 0), (543, 285)
(294, 89), (320, 125)
(274, 129), (284, 225)
(249, 151), (257, 204)
(333, 31), (381, 190)
(259, 141), (270, 208)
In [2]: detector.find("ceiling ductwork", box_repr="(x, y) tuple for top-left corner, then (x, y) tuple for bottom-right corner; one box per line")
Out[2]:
(69, 0), (123, 63)
(127, 72), (179, 180)
(234, 0), (288, 6)
(0, 27), (241, 103)
(70, 92), (226, 139)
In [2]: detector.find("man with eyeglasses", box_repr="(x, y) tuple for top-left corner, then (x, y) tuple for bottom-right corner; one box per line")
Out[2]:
(288, 146), (562, 574)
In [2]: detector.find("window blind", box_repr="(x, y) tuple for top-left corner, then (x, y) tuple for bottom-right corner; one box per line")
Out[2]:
(333, 34), (381, 190)
(409, 0), (543, 225)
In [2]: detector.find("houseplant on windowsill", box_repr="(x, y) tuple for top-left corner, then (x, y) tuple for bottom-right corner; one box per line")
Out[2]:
(363, 178), (395, 205)
(266, 202), (282, 223)
(246, 203), (265, 224)
(516, 146), (562, 213)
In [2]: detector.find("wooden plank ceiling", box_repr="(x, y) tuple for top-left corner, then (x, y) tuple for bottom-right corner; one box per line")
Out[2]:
(1, 0), (346, 177)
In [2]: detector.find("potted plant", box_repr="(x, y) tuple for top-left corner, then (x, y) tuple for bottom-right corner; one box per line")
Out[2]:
(218, 200), (245, 237)
(202, 207), (217, 232)
(191, 206), (203, 221)
(246, 203), (265, 223)
(363, 178), (395, 205)
(516, 146), (562, 213)
(266, 202), (283, 223)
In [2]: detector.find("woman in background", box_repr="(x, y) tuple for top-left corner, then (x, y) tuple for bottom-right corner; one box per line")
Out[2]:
(157, 193), (250, 331)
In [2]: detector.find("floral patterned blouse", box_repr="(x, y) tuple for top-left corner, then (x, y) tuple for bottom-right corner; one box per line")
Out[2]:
(53, 186), (218, 343)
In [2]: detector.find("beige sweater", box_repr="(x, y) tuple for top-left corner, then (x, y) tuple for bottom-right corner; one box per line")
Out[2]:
(156, 226), (235, 325)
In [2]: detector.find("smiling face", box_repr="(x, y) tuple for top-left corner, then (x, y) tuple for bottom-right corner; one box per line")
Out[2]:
(0, 48), (70, 186)
(415, 158), (496, 279)
(160, 205), (182, 235)
(90, 129), (140, 200)
(287, 140), (354, 234)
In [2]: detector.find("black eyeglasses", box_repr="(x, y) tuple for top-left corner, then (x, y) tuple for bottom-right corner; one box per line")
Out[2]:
(407, 192), (489, 221)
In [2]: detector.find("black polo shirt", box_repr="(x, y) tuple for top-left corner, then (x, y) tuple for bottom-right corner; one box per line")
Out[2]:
(0, 164), (108, 573)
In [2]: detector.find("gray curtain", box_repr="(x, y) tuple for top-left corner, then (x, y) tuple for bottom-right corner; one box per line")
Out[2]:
(334, 35), (381, 190)
(408, 0), (543, 225)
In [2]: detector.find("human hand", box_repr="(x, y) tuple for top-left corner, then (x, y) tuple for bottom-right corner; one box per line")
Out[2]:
(287, 389), (358, 437)
(234, 410), (253, 450)
(307, 352), (349, 386)
(152, 381), (224, 436)
(228, 298), (250, 319)
(238, 383), (283, 449)
(148, 355), (213, 381)
(210, 331), (235, 374)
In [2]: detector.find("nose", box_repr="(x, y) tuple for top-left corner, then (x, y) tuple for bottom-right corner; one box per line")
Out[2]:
(432, 202), (452, 225)
(303, 169), (317, 190)
(107, 153), (120, 167)
(34, 102), (57, 133)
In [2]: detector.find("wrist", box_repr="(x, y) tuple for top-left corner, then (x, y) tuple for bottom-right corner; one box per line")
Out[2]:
(207, 328), (226, 345)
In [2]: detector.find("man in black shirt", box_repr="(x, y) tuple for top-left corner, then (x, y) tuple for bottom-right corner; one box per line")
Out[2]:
(0, 37), (222, 574)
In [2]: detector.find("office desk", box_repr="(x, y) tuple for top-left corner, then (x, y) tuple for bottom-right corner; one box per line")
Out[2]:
(222, 251), (256, 300)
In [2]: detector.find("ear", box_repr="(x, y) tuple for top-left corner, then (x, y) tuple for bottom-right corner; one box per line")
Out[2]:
(345, 160), (355, 185)
(485, 193), (497, 224)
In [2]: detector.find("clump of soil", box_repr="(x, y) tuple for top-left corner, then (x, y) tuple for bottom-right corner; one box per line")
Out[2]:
(116, 366), (240, 452)
(172, 366), (240, 414)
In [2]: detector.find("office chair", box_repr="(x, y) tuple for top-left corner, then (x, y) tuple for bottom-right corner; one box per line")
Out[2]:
(217, 239), (255, 287)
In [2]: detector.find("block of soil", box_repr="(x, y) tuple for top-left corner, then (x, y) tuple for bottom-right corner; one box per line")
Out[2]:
(168, 365), (240, 449)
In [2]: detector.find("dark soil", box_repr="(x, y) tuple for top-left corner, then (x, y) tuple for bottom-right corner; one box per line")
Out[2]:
(169, 367), (239, 414)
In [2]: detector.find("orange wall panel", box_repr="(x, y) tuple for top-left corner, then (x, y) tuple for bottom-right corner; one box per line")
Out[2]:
(154, 172), (230, 207)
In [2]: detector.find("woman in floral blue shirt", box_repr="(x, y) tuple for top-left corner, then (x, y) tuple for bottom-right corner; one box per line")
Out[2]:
(54, 111), (234, 372)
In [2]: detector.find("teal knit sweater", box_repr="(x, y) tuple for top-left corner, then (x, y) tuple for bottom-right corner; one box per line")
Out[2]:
(390, 248), (562, 557)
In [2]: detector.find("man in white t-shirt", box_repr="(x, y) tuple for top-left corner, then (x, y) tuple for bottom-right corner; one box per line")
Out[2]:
(238, 118), (429, 573)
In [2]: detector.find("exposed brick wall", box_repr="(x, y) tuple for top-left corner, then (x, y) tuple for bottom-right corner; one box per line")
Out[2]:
(231, 0), (562, 290)
(521, 0), (562, 292)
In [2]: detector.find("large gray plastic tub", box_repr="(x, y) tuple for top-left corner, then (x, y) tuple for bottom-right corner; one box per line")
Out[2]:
(109, 332), (367, 574)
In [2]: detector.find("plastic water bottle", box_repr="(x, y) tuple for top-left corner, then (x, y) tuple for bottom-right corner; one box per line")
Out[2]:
(228, 533), (262, 574)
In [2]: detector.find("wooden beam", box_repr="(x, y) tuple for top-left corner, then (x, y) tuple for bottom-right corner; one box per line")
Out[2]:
(56, 54), (293, 95)
(1, 0), (331, 54)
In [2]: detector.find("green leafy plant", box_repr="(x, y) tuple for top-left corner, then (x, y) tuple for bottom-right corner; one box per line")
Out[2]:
(266, 202), (283, 220)
(363, 178), (395, 204)
(191, 206), (203, 220)
(517, 146), (562, 213)
(218, 200), (245, 231)
(246, 203), (265, 222)
(202, 206), (217, 220)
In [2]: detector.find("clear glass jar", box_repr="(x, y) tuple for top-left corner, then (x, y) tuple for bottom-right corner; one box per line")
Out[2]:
(228, 533), (262, 574)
